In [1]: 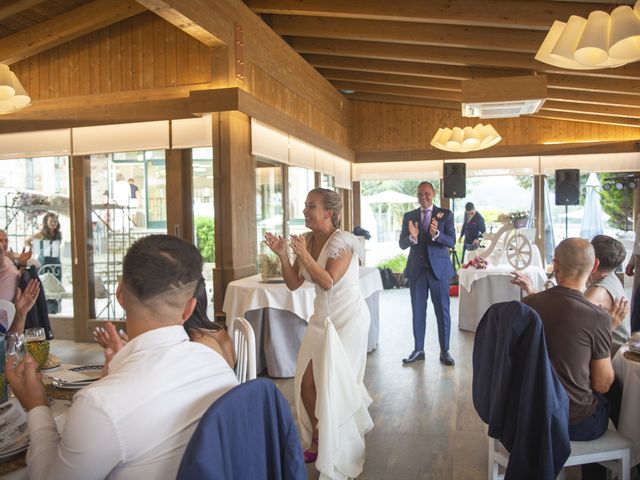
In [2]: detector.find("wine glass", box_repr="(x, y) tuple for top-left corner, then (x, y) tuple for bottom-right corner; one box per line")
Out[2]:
(24, 328), (49, 370)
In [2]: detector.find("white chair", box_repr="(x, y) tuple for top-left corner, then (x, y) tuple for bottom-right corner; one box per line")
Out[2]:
(489, 427), (632, 480)
(0, 300), (15, 330)
(231, 317), (256, 383)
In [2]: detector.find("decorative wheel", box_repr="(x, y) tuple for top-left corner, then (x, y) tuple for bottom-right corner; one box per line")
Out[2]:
(505, 232), (532, 270)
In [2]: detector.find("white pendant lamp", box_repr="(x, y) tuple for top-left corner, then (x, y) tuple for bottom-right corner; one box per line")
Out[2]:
(536, 0), (640, 70)
(430, 124), (502, 153)
(0, 64), (31, 115)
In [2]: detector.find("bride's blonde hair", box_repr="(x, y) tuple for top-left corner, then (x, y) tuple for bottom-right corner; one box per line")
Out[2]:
(309, 188), (342, 228)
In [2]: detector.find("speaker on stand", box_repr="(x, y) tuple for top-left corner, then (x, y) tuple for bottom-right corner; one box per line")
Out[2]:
(444, 163), (466, 269)
(555, 169), (580, 239)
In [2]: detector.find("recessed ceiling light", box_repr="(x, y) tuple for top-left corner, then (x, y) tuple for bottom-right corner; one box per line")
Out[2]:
(339, 89), (355, 94)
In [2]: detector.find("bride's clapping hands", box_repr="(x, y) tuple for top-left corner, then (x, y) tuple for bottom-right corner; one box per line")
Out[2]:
(290, 235), (311, 264)
(264, 232), (288, 257)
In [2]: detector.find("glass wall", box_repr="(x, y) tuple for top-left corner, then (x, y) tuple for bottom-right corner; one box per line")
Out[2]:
(192, 147), (215, 320)
(321, 173), (334, 189)
(287, 166), (314, 237)
(0, 156), (73, 316)
(89, 151), (166, 320)
(255, 157), (284, 254)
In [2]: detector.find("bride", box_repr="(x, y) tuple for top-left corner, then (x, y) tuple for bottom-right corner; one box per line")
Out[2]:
(264, 188), (373, 479)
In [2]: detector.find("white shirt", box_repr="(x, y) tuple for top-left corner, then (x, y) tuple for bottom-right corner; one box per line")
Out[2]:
(26, 325), (238, 480)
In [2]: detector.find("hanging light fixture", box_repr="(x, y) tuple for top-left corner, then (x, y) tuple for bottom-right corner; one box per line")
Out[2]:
(535, 0), (640, 70)
(430, 124), (502, 153)
(0, 64), (31, 115)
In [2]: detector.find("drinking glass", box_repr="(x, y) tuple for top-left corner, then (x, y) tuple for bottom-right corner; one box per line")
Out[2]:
(5, 333), (24, 362)
(24, 328), (49, 370)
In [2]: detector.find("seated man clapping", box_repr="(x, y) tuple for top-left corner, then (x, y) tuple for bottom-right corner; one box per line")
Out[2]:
(7, 234), (238, 479)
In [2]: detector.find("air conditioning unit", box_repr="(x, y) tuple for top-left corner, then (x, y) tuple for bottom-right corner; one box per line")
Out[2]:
(461, 75), (547, 119)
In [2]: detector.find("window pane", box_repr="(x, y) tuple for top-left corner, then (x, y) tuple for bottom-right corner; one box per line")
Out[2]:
(288, 167), (314, 236)
(192, 147), (215, 317)
(256, 157), (283, 254)
(89, 151), (166, 320)
(0, 156), (73, 317)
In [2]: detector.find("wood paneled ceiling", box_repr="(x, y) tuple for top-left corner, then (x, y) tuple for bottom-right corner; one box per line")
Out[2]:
(243, 0), (640, 128)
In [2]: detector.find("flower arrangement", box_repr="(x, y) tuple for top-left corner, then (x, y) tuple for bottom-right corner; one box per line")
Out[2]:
(462, 256), (488, 270)
(258, 253), (282, 281)
(497, 210), (529, 228)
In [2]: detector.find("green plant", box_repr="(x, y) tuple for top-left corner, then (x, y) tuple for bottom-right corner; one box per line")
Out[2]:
(194, 216), (215, 263)
(376, 254), (408, 273)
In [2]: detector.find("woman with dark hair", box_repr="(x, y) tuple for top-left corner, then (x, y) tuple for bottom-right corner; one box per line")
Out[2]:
(34, 212), (62, 279)
(95, 277), (235, 368)
(183, 277), (235, 368)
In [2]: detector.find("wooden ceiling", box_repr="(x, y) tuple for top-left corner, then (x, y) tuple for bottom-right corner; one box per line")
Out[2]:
(243, 0), (640, 128)
(1, 0), (640, 132)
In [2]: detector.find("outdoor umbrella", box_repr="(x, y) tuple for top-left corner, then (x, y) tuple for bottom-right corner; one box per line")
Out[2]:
(579, 172), (604, 240)
(528, 178), (556, 265)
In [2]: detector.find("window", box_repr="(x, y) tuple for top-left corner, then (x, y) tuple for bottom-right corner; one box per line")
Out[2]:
(89, 151), (166, 320)
(256, 157), (284, 254)
(0, 156), (73, 316)
(287, 166), (314, 237)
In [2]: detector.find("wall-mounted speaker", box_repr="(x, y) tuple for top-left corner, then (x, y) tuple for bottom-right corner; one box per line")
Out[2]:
(443, 163), (466, 199)
(555, 169), (580, 206)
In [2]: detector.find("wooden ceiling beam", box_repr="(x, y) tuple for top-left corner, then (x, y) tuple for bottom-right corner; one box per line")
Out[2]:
(323, 68), (640, 108)
(0, 0), (44, 22)
(305, 54), (640, 95)
(542, 100), (640, 119)
(354, 140), (640, 163)
(532, 111), (640, 128)
(0, 0), (146, 65)
(134, 0), (231, 46)
(330, 79), (461, 102)
(319, 68), (461, 92)
(270, 15), (544, 53)
(246, 0), (610, 30)
(348, 92), (460, 111)
(289, 37), (640, 80)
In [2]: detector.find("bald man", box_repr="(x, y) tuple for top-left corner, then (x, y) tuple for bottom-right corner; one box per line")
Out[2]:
(522, 239), (617, 452)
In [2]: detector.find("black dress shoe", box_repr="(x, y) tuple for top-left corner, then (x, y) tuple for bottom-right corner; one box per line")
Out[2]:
(402, 350), (425, 364)
(439, 351), (455, 366)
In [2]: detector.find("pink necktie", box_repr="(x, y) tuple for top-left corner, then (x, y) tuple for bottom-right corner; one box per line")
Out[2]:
(422, 209), (431, 233)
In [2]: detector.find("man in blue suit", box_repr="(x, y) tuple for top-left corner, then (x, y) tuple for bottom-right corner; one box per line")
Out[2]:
(399, 181), (456, 366)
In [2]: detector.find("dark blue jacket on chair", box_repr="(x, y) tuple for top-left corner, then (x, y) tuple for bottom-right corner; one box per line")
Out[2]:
(177, 378), (306, 480)
(472, 301), (570, 480)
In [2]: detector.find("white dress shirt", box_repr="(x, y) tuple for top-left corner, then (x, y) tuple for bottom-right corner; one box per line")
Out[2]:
(26, 325), (238, 480)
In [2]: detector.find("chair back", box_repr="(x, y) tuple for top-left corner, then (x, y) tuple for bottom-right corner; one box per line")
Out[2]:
(0, 300), (15, 330)
(177, 378), (306, 480)
(231, 317), (256, 382)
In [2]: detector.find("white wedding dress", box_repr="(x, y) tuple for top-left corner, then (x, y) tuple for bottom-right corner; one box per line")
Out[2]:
(294, 230), (374, 480)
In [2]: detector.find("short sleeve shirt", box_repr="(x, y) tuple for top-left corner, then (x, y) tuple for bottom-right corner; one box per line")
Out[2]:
(522, 286), (611, 424)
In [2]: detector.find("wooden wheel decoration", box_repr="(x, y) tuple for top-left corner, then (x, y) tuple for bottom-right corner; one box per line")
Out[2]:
(505, 231), (532, 270)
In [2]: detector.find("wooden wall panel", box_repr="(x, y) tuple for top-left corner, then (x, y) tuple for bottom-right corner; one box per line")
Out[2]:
(350, 100), (640, 153)
(11, 12), (213, 101)
(244, 62), (350, 148)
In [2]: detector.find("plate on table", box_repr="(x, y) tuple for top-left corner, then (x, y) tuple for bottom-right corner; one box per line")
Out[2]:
(0, 422), (28, 461)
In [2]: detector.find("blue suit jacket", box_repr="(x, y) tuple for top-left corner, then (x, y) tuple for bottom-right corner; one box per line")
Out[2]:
(177, 378), (306, 480)
(473, 302), (570, 480)
(399, 206), (455, 281)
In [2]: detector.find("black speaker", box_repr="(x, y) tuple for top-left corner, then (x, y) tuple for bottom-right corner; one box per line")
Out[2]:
(443, 163), (466, 198)
(555, 169), (580, 205)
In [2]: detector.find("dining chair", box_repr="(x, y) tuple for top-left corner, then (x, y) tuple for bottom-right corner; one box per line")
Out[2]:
(488, 428), (632, 480)
(231, 317), (256, 383)
(0, 300), (16, 330)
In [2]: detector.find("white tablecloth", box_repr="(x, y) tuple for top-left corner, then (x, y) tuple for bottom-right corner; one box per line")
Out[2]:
(458, 265), (547, 332)
(613, 345), (640, 467)
(222, 267), (383, 377)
